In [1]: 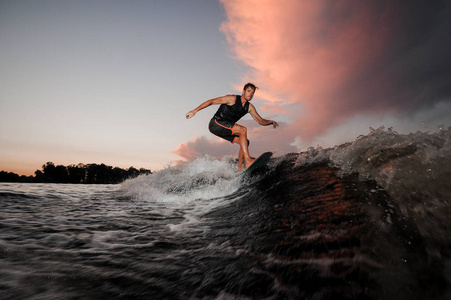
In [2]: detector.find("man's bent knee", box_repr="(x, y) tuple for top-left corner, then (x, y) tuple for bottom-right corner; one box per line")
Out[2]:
(233, 124), (247, 137)
(238, 126), (247, 136)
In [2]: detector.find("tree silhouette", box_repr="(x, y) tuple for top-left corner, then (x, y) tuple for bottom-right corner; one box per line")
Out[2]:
(42, 162), (56, 179)
(67, 164), (86, 184)
(1, 162), (152, 184)
(0, 171), (20, 182)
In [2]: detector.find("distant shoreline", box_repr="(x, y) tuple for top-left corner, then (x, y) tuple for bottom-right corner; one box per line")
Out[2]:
(0, 162), (151, 184)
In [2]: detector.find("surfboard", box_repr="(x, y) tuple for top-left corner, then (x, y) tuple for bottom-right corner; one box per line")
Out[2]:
(243, 152), (273, 176)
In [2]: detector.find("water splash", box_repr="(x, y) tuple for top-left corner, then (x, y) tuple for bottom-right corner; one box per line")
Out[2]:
(118, 155), (244, 233)
(296, 126), (451, 278)
(120, 156), (239, 201)
(296, 126), (451, 200)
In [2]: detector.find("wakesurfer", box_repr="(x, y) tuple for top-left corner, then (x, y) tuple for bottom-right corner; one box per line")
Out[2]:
(186, 83), (279, 171)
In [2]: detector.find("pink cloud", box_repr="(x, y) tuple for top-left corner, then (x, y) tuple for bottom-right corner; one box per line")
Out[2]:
(172, 123), (297, 161)
(172, 136), (236, 161)
(219, 1), (391, 139)
(220, 0), (451, 140)
(260, 105), (291, 115)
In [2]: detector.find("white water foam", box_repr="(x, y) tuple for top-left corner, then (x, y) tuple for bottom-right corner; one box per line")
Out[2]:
(118, 155), (243, 234)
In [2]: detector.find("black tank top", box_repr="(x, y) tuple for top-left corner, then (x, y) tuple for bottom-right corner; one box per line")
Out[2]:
(214, 95), (249, 123)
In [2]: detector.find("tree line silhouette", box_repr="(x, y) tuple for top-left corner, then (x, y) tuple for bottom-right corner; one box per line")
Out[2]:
(0, 162), (151, 184)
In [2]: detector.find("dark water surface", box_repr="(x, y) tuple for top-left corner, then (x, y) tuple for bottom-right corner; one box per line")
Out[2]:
(1, 128), (450, 299)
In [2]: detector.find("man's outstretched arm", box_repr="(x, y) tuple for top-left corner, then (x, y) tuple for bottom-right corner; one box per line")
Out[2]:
(186, 95), (235, 119)
(248, 103), (279, 128)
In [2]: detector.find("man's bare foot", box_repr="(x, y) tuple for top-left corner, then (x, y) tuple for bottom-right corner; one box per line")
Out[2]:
(244, 157), (256, 169)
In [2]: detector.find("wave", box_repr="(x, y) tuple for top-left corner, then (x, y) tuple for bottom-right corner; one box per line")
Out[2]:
(296, 126), (451, 251)
(297, 126), (451, 200)
(118, 127), (450, 299)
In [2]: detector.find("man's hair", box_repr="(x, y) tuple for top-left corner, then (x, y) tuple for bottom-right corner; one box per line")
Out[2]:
(243, 82), (258, 91)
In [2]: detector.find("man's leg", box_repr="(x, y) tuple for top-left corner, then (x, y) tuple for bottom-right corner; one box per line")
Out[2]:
(232, 124), (255, 168)
(237, 140), (252, 171)
(238, 148), (244, 171)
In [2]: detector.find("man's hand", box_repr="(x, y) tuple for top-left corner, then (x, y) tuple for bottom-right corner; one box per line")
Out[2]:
(186, 110), (196, 119)
(272, 121), (279, 128)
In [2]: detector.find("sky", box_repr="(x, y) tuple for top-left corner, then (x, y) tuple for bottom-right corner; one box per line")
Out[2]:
(1, 0), (451, 176)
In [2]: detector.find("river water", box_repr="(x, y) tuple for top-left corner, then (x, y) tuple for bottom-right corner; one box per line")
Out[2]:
(1, 127), (450, 299)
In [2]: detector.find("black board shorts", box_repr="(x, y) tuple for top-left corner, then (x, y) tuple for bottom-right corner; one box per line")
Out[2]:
(209, 117), (237, 143)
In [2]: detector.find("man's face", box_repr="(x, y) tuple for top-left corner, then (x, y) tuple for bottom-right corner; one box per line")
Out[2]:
(242, 87), (256, 101)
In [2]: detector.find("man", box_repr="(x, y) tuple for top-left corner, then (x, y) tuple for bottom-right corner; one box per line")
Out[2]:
(186, 83), (279, 171)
